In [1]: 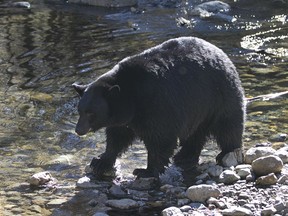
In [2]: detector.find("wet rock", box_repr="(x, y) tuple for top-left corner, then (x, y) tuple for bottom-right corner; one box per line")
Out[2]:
(221, 206), (253, 216)
(261, 206), (277, 215)
(252, 155), (283, 176)
(106, 198), (139, 209)
(255, 173), (278, 186)
(186, 184), (221, 202)
(219, 170), (240, 184)
(244, 147), (277, 164)
(128, 177), (158, 190)
(28, 171), (57, 187)
(162, 206), (184, 216)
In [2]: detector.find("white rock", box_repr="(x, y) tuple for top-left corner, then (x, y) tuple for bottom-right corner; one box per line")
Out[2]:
(252, 155), (283, 176)
(207, 165), (223, 177)
(186, 184), (221, 202)
(221, 206), (253, 215)
(28, 171), (53, 186)
(219, 170), (240, 184)
(76, 176), (99, 189)
(162, 206), (184, 216)
(244, 147), (276, 164)
(106, 199), (139, 209)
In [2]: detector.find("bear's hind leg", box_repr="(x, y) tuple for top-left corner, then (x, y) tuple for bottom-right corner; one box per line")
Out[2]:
(213, 113), (244, 165)
(174, 128), (207, 170)
(91, 126), (135, 178)
(133, 135), (177, 179)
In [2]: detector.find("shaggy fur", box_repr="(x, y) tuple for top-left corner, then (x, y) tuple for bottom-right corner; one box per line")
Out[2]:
(73, 37), (245, 178)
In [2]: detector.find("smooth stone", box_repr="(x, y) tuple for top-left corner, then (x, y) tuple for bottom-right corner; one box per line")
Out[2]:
(256, 173), (278, 186)
(186, 184), (221, 202)
(162, 206), (184, 216)
(252, 155), (283, 176)
(108, 184), (126, 197)
(221, 206), (253, 216)
(219, 170), (240, 184)
(244, 147), (277, 164)
(106, 199), (139, 209)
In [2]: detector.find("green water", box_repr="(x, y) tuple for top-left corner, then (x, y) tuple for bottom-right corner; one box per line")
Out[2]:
(0, 0), (287, 215)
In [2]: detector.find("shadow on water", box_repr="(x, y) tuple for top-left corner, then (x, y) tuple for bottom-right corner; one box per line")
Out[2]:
(0, 0), (287, 215)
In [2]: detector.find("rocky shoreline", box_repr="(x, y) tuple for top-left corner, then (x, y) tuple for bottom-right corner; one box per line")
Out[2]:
(27, 138), (288, 216)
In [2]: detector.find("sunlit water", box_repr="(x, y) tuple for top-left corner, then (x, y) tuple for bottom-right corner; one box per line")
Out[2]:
(0, 0), (287, 215)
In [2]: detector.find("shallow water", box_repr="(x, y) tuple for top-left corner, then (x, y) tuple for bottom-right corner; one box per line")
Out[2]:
(0, 0), (287, 215)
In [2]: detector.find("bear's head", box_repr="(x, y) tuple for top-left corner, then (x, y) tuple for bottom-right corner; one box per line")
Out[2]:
(73, 80), (134, 136)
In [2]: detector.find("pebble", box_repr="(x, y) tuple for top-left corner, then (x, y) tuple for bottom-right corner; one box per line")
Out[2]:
(252, 155), (283, 176)
(76, 176), (100, 189)
(219, 170), (240, 184)
(186, 184), (221, 202)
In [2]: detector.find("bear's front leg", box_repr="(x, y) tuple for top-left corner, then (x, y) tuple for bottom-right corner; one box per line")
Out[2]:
(90, 126), (135, 178)
(133, 136), (177, 179)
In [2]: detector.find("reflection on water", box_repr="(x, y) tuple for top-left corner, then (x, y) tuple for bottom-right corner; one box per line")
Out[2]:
(0, 0), (287, 215)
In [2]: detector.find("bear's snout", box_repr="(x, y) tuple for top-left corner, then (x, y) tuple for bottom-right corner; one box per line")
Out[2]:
(75, 115), (90, 136)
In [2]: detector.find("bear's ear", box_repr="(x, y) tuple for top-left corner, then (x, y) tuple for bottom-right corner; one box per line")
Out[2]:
(72, 83), (86, 97)
(108, 85), (120, 97)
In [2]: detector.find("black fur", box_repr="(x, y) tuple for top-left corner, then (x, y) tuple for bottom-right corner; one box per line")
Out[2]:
(73, 37), (245, 179)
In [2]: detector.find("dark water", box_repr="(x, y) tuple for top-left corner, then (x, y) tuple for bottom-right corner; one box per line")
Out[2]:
(0, 0), (287, 215)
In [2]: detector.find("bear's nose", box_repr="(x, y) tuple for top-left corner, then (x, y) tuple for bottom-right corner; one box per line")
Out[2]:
(75, 116), (90, 136)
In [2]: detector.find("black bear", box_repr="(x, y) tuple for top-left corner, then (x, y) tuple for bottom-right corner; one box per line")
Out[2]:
(73, 37), (245, 179)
